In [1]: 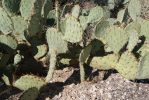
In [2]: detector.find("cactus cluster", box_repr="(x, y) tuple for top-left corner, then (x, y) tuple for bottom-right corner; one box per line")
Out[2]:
(0, 0), (149, 99)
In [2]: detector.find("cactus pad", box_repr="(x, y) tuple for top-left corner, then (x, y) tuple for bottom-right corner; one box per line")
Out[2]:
(14, 75), (46, 90)
(137, 52), (149, 79)
(87, 6), (104, 23)
(63, 16), (83, 43)
(0, 34), (17, 53)
(71, 4), (80, 18)
(79, 15), (88, 30)
(19, 87), (39, 100)
(116, 51), (138, 80)
(12, 16), (27, 40)
(127, 29), (139, 52)
(94, 21), (110, 42)
(46, 28), (68, 54)
(104, 26), (128, 54)
(20, 0), (42, 20)
(0, 7), (13, 34)
(128, 0), (141, 20)
(88, 54), (118, 70)
(2, 0), (20, 14)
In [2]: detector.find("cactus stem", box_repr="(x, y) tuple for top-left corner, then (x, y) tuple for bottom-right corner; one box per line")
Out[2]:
(45, 49), (57, 83)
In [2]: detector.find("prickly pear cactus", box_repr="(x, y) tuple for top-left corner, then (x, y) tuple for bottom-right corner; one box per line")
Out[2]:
(128, 0), (141, 21)
(71, 4), (80, 18)
(79, 44), (92, 82)
(138, 18), (149, 40)
(0, 7), (13, 34)
(63, 16), (83, 43)
(116, 51), (138, 80)
(127, 29), (139, 52)
(41, 0), (53, 18)
(2, 0), (20, 15)
(46, 28), (68, 54)
(14, 75), (46, 90)
(11, 16), (27, 40)
(87, 6), (104, 23)
(137, 52), (149, 79)
(104, 26), (129, 54)
(45, 28), (68, 82)
(0, 34), (17, 53)
(27, 15), (42, 37)
(88, 54), (118, 70)
(20, 0), (42, 20)
(125, 21), (141, 34)
(19, 87), (39, 100)
(94, 20), (110, 42)
(79, 15), (88, 30)
(29, 37), (48, 59)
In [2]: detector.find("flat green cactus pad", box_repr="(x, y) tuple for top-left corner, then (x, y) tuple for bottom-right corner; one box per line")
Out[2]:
(125, 21), (141, 34)
(104, 26), (129, 54)
(14, 75), (46, 90)
(63, 16), (83, 43)
(2, 0), (20, 15)
(30, 37), (48, 59)
(79, 44), (92, 63)
(137, 43), (149, 57)
(71, 4), (80, 18)
(138, 18), (149, 40)
(0, 34), (17, 53)
(46, 28), (68, 54)
(20, 0), (42, 20)
(0, 7), (13, 34)
(41, 0), (53, 18)
(94, 21), (110, 42)
(116, 51), (138, 80)
(127, 29), (139, 52)
(128, 0), (141, 21)
(87, 6), (104, 23)
(137, 52), (149, 79)
(27, 15), (42, 37)
(79, 15), (88, 30)
(88, 54), (118, 70)
(19, 87), (39, 100)
(117, 8), (127, 23)
(12, 16), (27, 40)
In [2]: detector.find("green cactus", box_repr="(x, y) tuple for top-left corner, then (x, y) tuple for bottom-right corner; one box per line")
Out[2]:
(29, 37), (48, 60)
(116, 51), (138, 80)
(79, 44), (92, 82)
(19, 87), (39, 100)
(94, 20), (110, 43)
(41, 0), (53, 19)
(128, 0), (141, 21)
(87, 6), (104, 23)
(11, 16), (27, 41)
(137, 52), (149, 79)
(63, 16), (83, 43)
(79, 15), (88, 30)
(0, 7), (13, 34)
(71, 4), (80, 19)
(138, 18), (149, 40)
(27, 15), (42, 37)
(137, 43), (149, 57)
(125, 21), (141, 34)
(126, 29), (139, 52)
(14, 74), (46, 90)
(20, 0), (42, 20)
(2, 0), (20, 15)
(0, 34), (17, 53)
(87, 54), (118, 70)
(117, 8), (127, 23)
(104, 26), (129, 54)
(45, 28), (68, 82)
